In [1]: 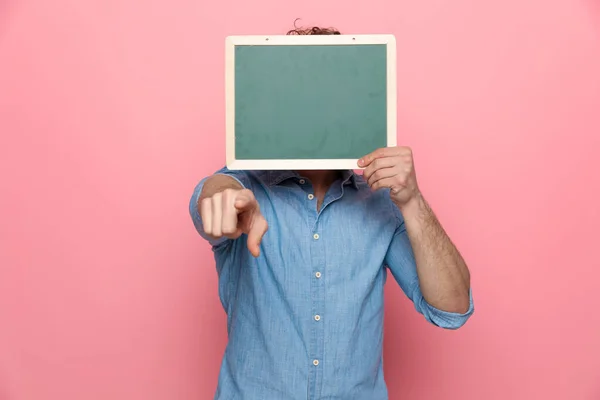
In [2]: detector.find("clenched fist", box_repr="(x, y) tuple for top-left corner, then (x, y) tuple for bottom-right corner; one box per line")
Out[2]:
(200, 188), (268, 257)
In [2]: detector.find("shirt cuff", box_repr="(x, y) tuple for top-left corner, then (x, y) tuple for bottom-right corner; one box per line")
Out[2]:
(421, 288), (474, 330)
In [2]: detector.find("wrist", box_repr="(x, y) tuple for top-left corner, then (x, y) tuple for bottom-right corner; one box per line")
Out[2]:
(395, 191), (426, 215)
(200, 174), (244, 200)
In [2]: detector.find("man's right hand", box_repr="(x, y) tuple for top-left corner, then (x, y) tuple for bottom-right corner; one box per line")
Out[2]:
(200, 188), (268, 257)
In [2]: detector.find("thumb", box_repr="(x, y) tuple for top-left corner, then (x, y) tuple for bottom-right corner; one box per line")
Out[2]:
(234, 189), (257, 213)
(246, 215), (268, 257)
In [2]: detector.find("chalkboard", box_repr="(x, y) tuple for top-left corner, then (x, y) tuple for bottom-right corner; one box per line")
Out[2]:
(225, 34), (396, 170)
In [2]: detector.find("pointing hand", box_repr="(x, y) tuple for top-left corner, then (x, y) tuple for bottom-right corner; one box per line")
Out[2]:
(200, 189), (268, 257)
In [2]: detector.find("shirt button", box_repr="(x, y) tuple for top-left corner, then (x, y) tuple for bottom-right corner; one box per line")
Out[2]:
(315, 272), (321, 278)
(307, 194), (314, 200)
(313, 359), (319, 366)
(314, 315), (321, 321)
(313, 233), (320, 240)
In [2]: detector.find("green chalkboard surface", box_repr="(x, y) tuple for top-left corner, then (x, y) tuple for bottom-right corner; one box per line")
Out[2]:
(225, 35), (396, 170)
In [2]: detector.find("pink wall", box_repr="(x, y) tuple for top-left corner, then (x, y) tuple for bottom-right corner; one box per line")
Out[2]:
(1, 0), (599, 399)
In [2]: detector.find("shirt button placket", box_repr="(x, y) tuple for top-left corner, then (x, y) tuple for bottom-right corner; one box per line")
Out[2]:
(311, 223), (325, 398)
(309, 189), (325, 398)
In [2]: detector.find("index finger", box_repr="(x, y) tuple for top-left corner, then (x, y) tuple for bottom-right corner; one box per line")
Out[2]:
(247, 216), (268, 257)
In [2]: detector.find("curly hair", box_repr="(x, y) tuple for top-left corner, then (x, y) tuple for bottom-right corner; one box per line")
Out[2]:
(286, 20), (341, 35)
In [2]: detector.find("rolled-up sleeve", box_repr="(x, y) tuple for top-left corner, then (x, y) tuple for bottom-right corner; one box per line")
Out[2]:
(188, 166), (250, 248)
(384, 208), (474, 330)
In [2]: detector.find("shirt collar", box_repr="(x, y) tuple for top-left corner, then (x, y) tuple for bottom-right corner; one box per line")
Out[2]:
(263, 170), (359, 189)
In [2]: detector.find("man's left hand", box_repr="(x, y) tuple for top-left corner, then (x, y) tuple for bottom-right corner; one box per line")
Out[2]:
(358, 146), (421, 209)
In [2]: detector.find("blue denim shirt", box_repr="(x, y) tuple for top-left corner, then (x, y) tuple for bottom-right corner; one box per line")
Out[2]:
(189, 167), (474, 400)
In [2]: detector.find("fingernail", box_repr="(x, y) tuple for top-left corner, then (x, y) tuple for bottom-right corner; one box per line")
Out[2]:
(358, 159), (364, 166)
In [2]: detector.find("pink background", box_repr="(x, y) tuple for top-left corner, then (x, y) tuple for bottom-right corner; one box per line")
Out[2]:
(1, 0), (599, 399)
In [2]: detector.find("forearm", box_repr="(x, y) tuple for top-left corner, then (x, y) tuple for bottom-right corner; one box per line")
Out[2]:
(398, 194), (471, 313)
(199, 174), (243, 202)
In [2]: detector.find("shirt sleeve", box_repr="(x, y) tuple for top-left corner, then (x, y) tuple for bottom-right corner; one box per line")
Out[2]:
(384, 205), (474, 330)
(188, 166), (251, 249)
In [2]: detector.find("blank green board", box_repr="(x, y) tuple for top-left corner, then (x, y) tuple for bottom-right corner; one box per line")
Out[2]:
(225, 35), (396, 170)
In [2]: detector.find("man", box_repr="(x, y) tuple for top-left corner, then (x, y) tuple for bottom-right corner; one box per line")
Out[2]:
(190, 25), (474, 400)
